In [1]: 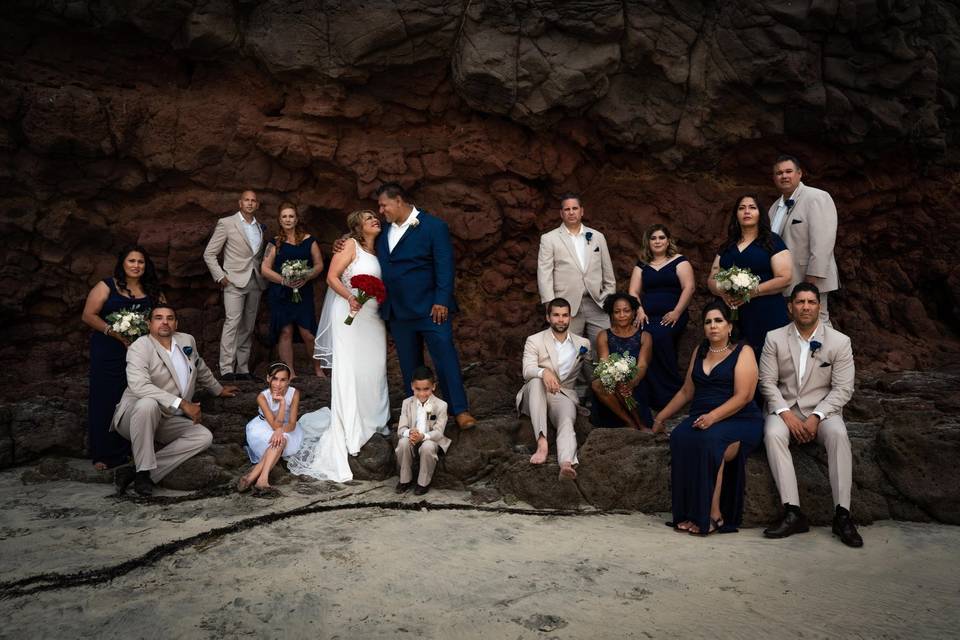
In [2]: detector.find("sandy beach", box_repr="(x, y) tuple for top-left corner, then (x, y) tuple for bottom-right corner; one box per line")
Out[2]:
(0, 463), (957, 639)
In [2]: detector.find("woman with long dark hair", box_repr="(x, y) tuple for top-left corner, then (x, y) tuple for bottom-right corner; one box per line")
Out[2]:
(80, 245), (164, 470)
(654, 301), (763, 535)
(707, 194), (792, 358)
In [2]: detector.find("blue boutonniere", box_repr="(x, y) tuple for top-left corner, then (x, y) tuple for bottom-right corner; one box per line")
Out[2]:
(428, 414), (437, 421)
(585, 231), (593, 243)
(182, 346), (193, 357)
(785, 198), (796, 209)
(578, 346), (589, 359)
(809, 340), (821, 357)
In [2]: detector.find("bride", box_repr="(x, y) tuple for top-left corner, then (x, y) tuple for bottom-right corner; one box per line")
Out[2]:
(287, 210), (390, 482)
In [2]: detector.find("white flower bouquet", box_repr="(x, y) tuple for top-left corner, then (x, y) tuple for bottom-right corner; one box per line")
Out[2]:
(106, 306), (149, 341)
(281, 259), (311, 303)
(713, 266), (760, 319)
(593, 351), (639, 410)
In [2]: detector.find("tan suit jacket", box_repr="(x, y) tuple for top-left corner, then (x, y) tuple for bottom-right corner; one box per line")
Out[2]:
(203, 212), (267, 289)
(758, 322), (854, 419)
(537, 225), (616, 316)
(768, 182), (839, 293)
(111, 332), (223, 430)
(397, 394), (451, 453)
(515, 329), (592, 409)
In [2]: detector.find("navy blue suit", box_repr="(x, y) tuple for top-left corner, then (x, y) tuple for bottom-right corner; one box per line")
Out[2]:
(376, 211), (468, 414)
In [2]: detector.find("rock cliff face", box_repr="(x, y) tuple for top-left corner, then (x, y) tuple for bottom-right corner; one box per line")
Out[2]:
(1, 1), (959, 382)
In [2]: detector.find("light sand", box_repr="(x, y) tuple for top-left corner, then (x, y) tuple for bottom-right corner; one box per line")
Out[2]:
(0, 464), (957, 639)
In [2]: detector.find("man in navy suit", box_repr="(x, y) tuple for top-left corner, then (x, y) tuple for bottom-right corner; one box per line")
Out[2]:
(375, 182), (477, 430)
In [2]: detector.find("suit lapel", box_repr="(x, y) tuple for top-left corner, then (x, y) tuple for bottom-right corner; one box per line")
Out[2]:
(798, 323), (823, 393)
(149, 336), (185, 396)
(787, 326), (802, 391)
(389, 210), (423, 257)
(558, 227), (585, 274)
(543, 330), (561, 377)
(232, 214), (256, 258)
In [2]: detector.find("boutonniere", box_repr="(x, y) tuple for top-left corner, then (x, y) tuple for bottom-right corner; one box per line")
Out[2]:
(577, 345), (589, 359)
(809, 340), (822, 358)
(182, 346), (193, 357)
(408, 217), (420, 228)
(423, 401), (434, 414)
(585, 231), (593, 244)
(785, 198), (796, 210)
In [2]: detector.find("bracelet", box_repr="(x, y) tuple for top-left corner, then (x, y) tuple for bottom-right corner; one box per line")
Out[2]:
(103, 326), (112, 336)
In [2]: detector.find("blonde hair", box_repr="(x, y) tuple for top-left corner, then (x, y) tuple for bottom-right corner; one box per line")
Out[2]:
(274, 202), (307, 248)
(638, 224), (679, 264)
(347, 209), (378, 243)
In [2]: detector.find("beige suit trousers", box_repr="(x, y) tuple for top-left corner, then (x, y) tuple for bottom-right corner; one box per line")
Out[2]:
(220, 274), (262, 374)
(764, 412), (851, 509)
(518, 379), (579, 465)
(396, 438), (440, 487)
(570, 293), (609, 387)
(116, 398), (214, 483)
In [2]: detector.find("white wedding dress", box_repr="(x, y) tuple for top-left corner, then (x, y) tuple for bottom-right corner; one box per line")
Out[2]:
(287, 239), (390, 482)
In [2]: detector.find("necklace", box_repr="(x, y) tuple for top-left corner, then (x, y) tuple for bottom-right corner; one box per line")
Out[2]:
(708, 342), (731, 353)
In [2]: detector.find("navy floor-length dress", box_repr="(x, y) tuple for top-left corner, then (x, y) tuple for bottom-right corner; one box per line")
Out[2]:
(267, 236), (319, 346)
(88, 278), (153, 467)
(639, 256), (689, 409)
(669, 343), (763, 533)
(716, 235), (790, 358)
(590, 328), (654, 428)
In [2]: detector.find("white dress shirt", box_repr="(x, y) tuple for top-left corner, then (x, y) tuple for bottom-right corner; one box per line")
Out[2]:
(539, 332), (578, 381)
(563, 224), (588, 272)
(400, 396), (432, 439)
(775, 323), (825, 420)
(237, 212), (262, 254)
(388, 206), (421, 252)
(770, 189), (798, 235)
(166, 338), (193, 411)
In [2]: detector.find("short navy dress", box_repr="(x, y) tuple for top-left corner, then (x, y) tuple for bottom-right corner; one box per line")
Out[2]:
(590, 328), (654, 429)
(267, 236), (319, 345)
(669, 343), (763, 533)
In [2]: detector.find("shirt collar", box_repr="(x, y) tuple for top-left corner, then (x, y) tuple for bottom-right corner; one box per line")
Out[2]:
(392, 206), (420, 229)
(236, 211), (259, 226)
(551, 331), (574, 346)
(778, 183), (802, 206)
(793, 322), (820, 343)
(562, 223), (585, 237)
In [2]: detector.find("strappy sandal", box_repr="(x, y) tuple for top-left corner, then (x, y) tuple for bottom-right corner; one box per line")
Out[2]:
(669, 521), (694, 533)
(689, 518), (723, 537)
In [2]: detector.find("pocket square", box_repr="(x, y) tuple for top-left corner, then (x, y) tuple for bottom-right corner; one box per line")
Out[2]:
(819, 362), (831, 367)
(791, 219), (803, 224)
(593, 247), (600, 252)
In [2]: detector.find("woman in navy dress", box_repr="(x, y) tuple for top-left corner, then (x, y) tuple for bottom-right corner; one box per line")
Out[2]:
(261, 202), (325, 379)
(708, 194), (793, 358)
(654, 301), (763, 535)
(590, 293), (656, 431)
(80, 245), (164, 470)
(628, 224), (695, 409)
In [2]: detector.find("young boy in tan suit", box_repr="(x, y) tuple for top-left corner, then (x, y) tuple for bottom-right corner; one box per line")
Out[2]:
(395, 366), (451, 496)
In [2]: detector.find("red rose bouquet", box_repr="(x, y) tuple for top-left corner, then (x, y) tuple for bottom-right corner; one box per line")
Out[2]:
(345, 274), (387, 325)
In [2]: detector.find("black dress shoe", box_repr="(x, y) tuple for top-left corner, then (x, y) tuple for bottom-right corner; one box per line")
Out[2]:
(763, 509), (810, 538)
(833, 511), (864, 548)
(237, 372), (257, 382)
(221, 372), (237, 381)
(133, 470), (154, 496)
(395, 481), (412, 494)
(114, 466), (136, 492)
(414, 484), (430, 496)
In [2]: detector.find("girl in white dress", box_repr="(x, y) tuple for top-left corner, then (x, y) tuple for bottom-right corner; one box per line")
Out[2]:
(288, 210), (390, 482)
(238, 362), (304, 495)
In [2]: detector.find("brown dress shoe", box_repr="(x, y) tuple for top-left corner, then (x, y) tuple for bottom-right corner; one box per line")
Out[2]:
(455, 412), (477, 430)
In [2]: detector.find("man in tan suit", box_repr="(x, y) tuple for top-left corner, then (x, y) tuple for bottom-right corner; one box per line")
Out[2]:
(768, 155), (839, 325)
(394, 366), (451, 496)
(203, 190), (267, 380)
(537, 193), (616, 344)
(759, 283), (863, 547)
(516, 298), (592, 480)
(112, 305), (238, 495)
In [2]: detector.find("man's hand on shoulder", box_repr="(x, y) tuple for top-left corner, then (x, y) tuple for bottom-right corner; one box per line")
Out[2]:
(332, 234), (350, 254)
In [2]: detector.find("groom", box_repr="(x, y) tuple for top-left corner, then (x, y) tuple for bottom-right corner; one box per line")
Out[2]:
(375, 182), (477, 430)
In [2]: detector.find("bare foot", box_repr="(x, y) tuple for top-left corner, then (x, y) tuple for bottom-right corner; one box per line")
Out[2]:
(236, 475), (254, 493)
(674, 520), (694, 532)
(559, 462), (577, 480)
(652, 421), (666, 435)
(529, 448), (548, 465)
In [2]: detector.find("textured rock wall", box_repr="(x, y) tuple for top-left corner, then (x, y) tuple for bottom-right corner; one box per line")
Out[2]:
(1, 1), (959, 387)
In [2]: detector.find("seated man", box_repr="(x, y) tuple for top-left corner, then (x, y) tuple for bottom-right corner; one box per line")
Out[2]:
(395, 366), (451, 496)
(111, 305), (238, 495)
(516, 298), (591, 480)
(759, 283), (863, 547)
